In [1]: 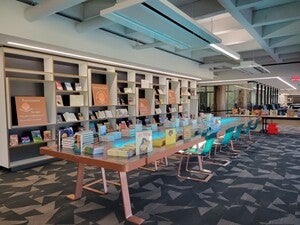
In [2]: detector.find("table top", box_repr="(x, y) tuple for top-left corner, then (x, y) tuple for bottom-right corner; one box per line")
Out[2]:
(40, 117), (244, 172)
(261, 115), (300, 120)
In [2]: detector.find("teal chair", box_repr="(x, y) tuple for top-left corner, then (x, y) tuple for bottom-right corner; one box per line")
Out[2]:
(177, 132), (217, 182)
(240, 120), (253, 142)
(207, 126), (236, 166)
(230, 123), (244, 152)
(250, 118), (259, 131)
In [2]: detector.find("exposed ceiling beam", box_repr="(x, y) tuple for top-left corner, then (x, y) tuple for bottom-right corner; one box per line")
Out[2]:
(218, 0), (281, 62)
(178, 0), (225, 20)
(235, 0), (294, 10)
(279, 52), (300, 60)
(239, 49), (269, 59)
(217, 29), (254, 45)
(133, 41), (165, 50)
(269, 34), (300, 48)
(252, 1), (300, 27)
(262, 20), (300, 39)
(228, 40), (261, 52)
(175, 46), (209, 53)
(75, 16), (114, 33)
(274, 44), (300, 54)
(82, 0), (116, 19)
(24, 0), (86, 22)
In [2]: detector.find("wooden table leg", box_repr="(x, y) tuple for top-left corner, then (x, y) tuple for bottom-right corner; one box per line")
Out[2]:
(67, 163), (84, 200)
(119, 172), (144, 225)
(101, 167), (108, 193)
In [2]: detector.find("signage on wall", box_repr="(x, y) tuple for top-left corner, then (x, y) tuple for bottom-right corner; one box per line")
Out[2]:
(291, 75), (300, 86)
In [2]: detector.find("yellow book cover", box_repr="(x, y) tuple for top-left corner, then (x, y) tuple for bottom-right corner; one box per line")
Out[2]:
(165, 128), (176, 145)
(183, 125), (191, 140)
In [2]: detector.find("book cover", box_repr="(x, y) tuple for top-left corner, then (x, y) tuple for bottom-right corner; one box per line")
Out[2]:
(124, 87), (133, 93)
(15, 96), (48, 126)
(165, 128), (176, 145)
(21, 136), (31, 144)
(183, 125), (191, 140)
(56, 95), (64, 106)
(64, 82), (73, 91)
(75, 83), (82, 91)
(168, 90), (176, 104)
(141, 79), (150, 88)
(9, 134), (19, 146)
(136, 130), (152, 155)
(89, 110), (96, 120)
(92, 84), (110, 106)
(139, 98), (151, 116)
(43, 130), (52, 141)
(31, 130), (43, 143)
(69, 95), (84, 106)
(55, 81), (63, 91)
(77, 112), (84, 120)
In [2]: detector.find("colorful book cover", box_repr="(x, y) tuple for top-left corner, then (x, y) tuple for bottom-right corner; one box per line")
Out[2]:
(139, 98), (151, 116)
(56, 95), (64, 106)
(21, 136), (31, 144)
(183, 125), (191, 140)
(55, 81), (63, 90)
(9, 134), (19, 146)
(136, 130), (152, 155)
(43, 130), (52, 141)
(168, 90), (176, 104)
(31, 130), (43, 143)
(210, 117), (221, 132)
(165, 128), (176, 145)
(92, 84), (110, 106)
(64, 82), (73, 91)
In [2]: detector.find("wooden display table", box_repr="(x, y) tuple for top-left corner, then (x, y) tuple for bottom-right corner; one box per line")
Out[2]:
(40, 118), (244, 224)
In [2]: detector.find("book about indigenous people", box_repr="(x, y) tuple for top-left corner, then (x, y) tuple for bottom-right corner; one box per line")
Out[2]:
(15, 96), (48, 126)
(136, 130), (152, 155)
(92, 84), (110, 106)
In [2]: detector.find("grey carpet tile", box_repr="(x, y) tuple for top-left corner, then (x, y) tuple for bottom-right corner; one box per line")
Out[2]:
(0, 126), (299, 225)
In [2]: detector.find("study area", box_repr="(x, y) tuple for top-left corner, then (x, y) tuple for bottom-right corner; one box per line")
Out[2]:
(0, 0), (300, 225)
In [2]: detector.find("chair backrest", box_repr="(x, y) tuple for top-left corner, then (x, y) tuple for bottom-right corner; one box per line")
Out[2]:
(243, 120), (253, 134)
(251, 118), (259, 130)
(201, 132), (217, 156)
(221, 126), (235, 145)
(232, 123), (244, 141)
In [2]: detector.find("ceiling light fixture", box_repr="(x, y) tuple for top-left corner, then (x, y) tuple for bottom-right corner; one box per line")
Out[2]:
(210, 43), (240, 60)
(7, 41), (201, 81)
(198, 76), (297, 89)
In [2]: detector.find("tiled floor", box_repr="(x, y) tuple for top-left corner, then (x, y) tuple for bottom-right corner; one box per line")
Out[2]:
(0, 126), (300, 225)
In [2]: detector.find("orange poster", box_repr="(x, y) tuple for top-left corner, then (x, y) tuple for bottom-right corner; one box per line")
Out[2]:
(168, 90), (176, 104)
(139, 98), (151, 116)
(92, 84), (110, 106)
(15, 96), (48, 126)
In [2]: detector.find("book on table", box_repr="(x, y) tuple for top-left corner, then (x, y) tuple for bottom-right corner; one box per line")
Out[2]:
(136, 130), (153, 155)
(165, 128), (176, 145)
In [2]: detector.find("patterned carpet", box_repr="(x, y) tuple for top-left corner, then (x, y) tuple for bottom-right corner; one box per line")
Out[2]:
(0, 126), (300, 225)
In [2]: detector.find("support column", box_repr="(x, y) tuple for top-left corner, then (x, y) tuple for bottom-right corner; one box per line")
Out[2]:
(256, 83), (259, 106)
(263, 85), (267, 105)
(238, 89), (247, 109)
(214, 85), (226, 116)
(260, 84), (263, 106)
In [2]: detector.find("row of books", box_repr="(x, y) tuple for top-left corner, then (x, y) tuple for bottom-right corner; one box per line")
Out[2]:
(9, 130), (51, 146)
(56, 81), (82, 91)
(57, 112), (84, 122)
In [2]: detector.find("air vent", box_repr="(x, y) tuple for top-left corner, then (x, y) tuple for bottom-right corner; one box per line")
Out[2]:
(232, 61), (270, 74)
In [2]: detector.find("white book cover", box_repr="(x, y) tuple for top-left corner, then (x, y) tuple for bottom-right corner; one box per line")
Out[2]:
(70, 95), (84, 106)
(135, 130), (152, 155)
(124, 87), (133, 93)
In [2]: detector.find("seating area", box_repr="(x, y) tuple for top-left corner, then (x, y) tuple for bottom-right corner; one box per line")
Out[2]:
(1, 124), (299, 225)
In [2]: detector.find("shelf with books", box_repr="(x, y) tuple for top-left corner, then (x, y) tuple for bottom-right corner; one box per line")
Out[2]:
(9, 139), (56, 149)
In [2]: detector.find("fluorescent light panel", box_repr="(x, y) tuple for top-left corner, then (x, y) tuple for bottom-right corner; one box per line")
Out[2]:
(210, 43), (240, 60)
(198, 76), (297, 90)
(7, 41), (201, 81)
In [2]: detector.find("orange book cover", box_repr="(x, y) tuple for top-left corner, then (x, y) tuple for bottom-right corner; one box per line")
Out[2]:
(15, 96), (48, 126)
(92, 84), (110, 106)
(168, 90), (176, 104)
(139, 98), (151, 116)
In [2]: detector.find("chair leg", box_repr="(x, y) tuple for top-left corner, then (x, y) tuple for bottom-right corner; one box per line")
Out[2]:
(177, 155), (213, 182)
